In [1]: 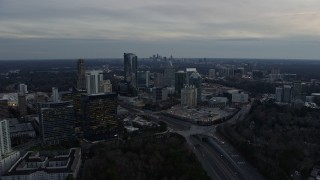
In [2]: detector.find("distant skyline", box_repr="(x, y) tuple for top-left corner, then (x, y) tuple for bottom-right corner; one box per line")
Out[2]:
(1, 0), (320, 60)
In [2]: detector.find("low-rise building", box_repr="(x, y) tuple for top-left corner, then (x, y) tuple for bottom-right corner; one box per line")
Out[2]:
(2, 148), (81, 180)
(9, 119), (36, 138)
(208, 97), (228, 108)
(232, 93), (249, 103)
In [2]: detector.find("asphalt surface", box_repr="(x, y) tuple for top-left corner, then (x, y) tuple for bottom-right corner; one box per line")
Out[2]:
(157, 106), (264, 180)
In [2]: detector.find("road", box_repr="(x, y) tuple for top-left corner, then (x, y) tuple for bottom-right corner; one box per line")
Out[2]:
(123, 104), (264, 180)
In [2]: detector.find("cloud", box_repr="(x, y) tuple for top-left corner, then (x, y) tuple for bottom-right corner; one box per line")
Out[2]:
(0, 0), (320, 59)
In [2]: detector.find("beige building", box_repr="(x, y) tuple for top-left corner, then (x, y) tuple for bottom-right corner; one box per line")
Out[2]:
(99, 80), (112, 93)
(181, 85), (197, 107)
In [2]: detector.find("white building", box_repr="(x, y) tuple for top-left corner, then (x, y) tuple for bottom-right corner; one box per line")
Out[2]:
(0, 120), (11, 157)
(52, 87), (59, 102)
(99, 80), (112, 93)
(0, 120), (20, 176)
(232, 93), (249, 103)
(2, 148), (81, 180)
(181, 85), (197, 107)
(85, 70), (104, 94)
(18, 84), (28, 94)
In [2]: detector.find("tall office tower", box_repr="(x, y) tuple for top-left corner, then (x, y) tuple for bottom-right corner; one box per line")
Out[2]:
(137, 71), (150, 89)
(52, 87), (59, 102)
(0, 99), (9, 118)
(124, 53), (138, 88)
(39, 101), (75, 144)
(209, 69), (216, 79)
(81, 93), (118, 141)
(152, 87), (168, 103)
(175, 71), (187, 95)
(18, 83), (28, 94)
(77, 59), (86, 90)
(189, 71), (202, 103)
(72, 89), (87, 128)
(85, 70), (104, 94)
(283, 85), (292, 103)
(292, 82), (302, 100)
(18, 93), (27, 117)
(164, 67), (175, 87)
(99, 80), (113, 93)
(0, 120), (11, 157)
(0, 119), (20, 176)
(154, 73), (164, 87)
(181, 85), (197, 107)
(275, 87), (283, 102)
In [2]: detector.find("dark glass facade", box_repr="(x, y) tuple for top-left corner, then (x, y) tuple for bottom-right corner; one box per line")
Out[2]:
(39, 101), (75, 144)
(81, 93), (118, 141)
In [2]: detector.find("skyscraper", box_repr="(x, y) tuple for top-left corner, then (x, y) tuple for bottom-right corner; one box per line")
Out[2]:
(52, 87), (59, 102)
(137, 71), (150, 89)
(77, 59), (86, 90)
(0, 99), (9, 118)
(39, 101), (75, 144)
(124, 53), (138, 88)
(18, 83), (28, 94)
(283, 85), (292, 103)
(181, 85), (197, 107)
(18, 93), (27, 117)
(0, 120), (11, 157)
(85, 70), (104, 94)
(154, 73), (164, 87)
(164, 67), (175, 87)
(275, 87), (283, 102)
(189, 71), (202, 103)
(175, 71), (187, 95)
(81, 93), (118, 141)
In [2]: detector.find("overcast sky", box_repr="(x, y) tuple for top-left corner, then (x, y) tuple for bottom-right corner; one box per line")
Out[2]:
(1, 0), (320, 60)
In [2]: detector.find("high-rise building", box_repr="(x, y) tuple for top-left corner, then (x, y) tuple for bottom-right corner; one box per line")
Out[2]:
(39, 101), (75, 144)
(275, 87), (283, 102)
(292, 82), (302, 100)
(152, 87), (168, 103)
(283, 85), (292, 103)
(189, 71), (202, 103)
(137, 71), (150, 89)
(0, 120), (11, 157)
(164, 67), (175, 87)
(71, 89), (87, 128)
(124, 53), (138, 88)
(209, 69), (216, 79)
(52, 87), (59, 102)
(0, 119), (20, 176)
(0, 99), (9, 118)
(77, 59), (86, 90)
(99, 80), (112, 93)
(181, 85), (197, 107)
(18, 84), (28, 94)
(81, 93), (118, 141)
(85, 70), (104, 94)
(175, 71), (187, 95)
(154, 73), (164, 87)
(18, 93), (27, 117)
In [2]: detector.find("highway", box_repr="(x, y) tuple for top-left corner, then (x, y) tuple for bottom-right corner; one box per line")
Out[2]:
(123, 104), (264, 180)
(190, 135), (241, 180)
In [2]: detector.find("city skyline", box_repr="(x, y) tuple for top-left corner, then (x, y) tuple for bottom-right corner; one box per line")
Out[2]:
(1, 0), (320, 60)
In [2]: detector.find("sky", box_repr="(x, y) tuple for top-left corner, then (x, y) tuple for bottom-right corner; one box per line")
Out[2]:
(1, 0), (320, 60)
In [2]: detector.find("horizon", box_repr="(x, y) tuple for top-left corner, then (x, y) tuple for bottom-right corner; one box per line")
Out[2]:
(1, 0), (320, 60)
